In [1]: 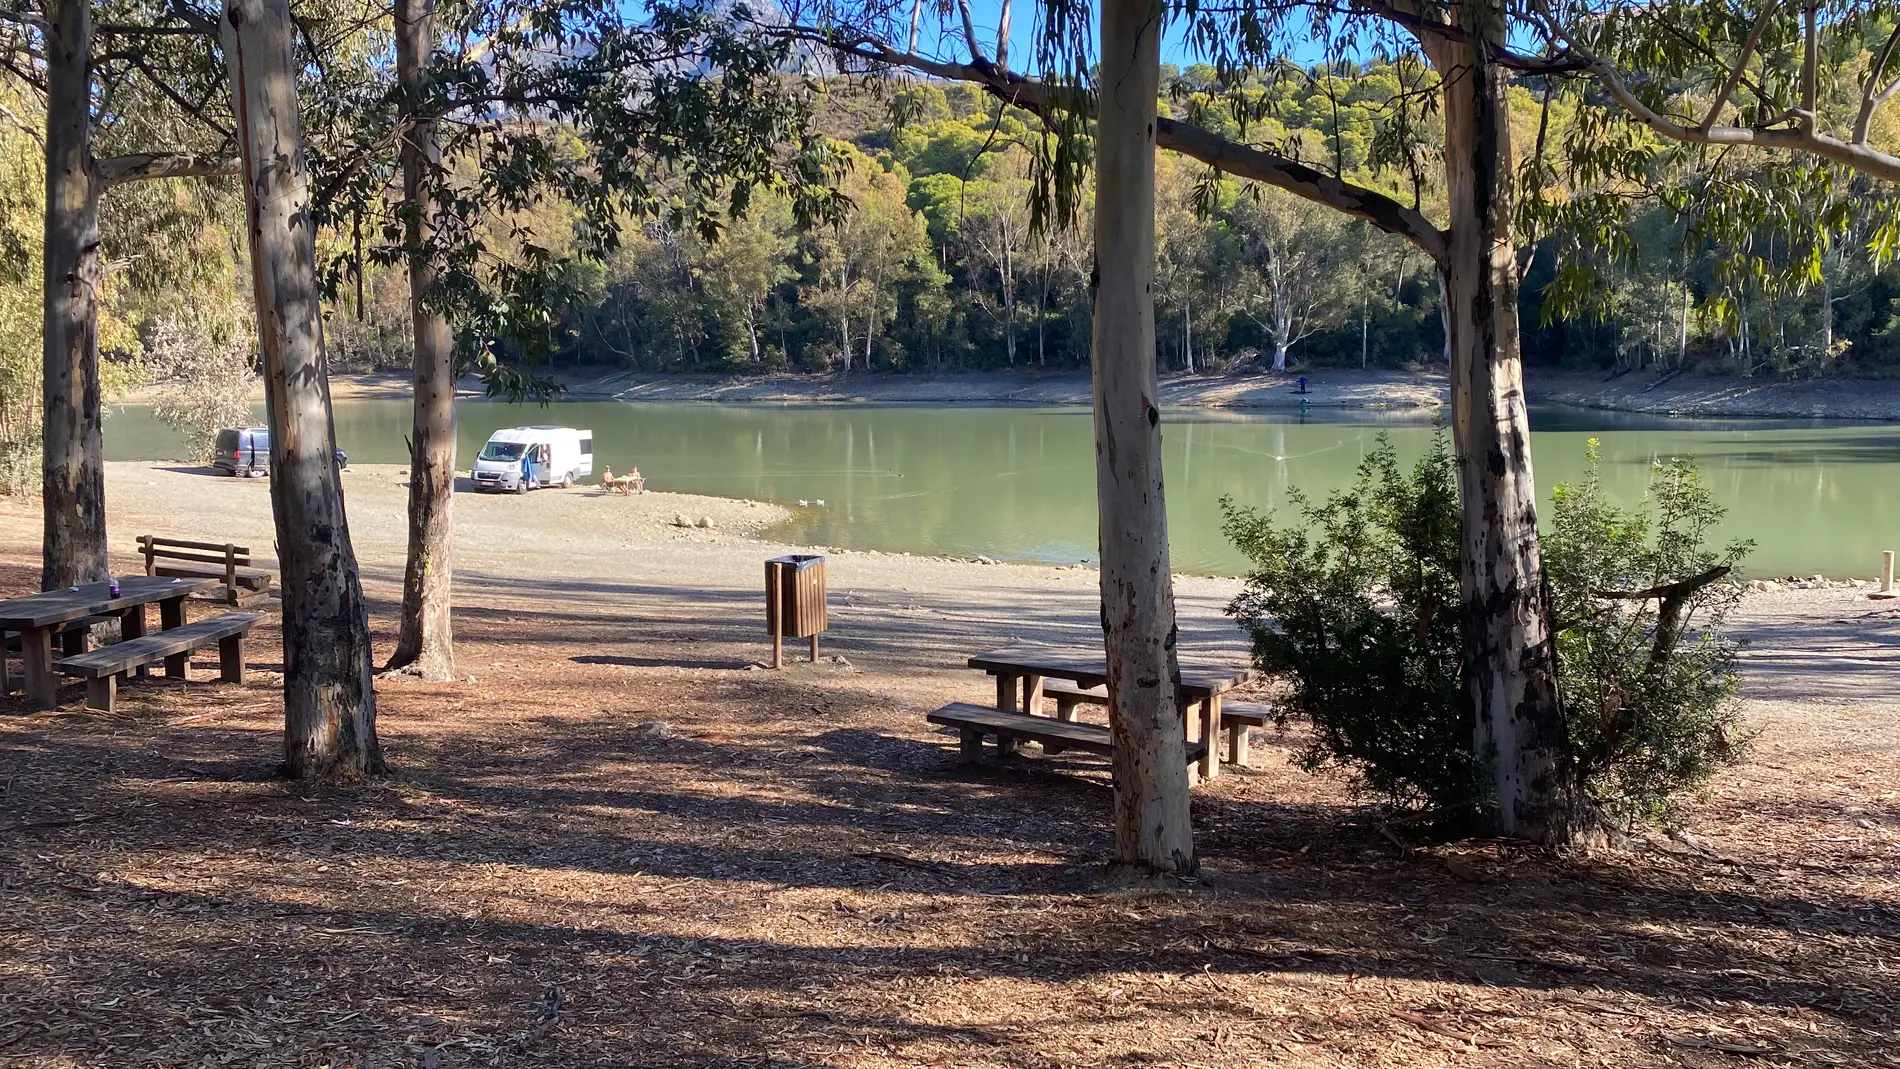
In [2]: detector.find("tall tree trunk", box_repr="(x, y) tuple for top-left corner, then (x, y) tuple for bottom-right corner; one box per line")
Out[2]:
(865, 266), (879, 368)
(1038, 260), (1049, 367)
(1678, 251), (1690, 370)
(1429, 28), (1581, 844)
(1002, 240), (1016, 366)
(223, 0), (384, 778)
(1270, 282), (1290, 372)
(386, 0), (456, 681)
(838, 263), (850, 373)
(1361, 293), (1370, 369)
(41, 0), (107, 591)
(1183, 293), (1193, 373)
(1093, 0), (1193, 874)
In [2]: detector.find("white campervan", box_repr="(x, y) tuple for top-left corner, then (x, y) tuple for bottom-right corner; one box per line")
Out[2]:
(471, 426), (594, 493)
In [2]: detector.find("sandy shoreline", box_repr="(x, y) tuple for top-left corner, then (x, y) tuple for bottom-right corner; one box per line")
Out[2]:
(122, 366), (1900, 421)
(0, 462), (1882, 691)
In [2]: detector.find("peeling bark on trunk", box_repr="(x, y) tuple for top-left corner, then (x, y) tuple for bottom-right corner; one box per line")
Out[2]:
(1094, 0), (1194, 874)
(386, 0), (457, 682)
(41, 0), (107, 591)
(1428, 30), (1581, 844)
(223, 0), (384, 778)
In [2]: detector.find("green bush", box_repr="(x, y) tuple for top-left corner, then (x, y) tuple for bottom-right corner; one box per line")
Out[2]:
(1222, 433), (1486, 820)
(1224, 432), (1750, 830)
(1546, 441), (1753, 826)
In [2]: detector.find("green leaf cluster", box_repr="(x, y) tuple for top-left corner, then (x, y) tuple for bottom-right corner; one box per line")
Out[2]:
(1224, 433), (1752, 829)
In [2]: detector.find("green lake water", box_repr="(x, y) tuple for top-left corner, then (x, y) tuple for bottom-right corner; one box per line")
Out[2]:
(102, 400), (1900, 578)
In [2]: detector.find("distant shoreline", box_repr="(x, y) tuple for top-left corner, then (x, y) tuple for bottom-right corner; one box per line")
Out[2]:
(129, 366), (1900, 422)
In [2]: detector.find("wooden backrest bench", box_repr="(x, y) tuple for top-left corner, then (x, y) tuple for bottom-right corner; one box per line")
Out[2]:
(136, 535), (273, 607)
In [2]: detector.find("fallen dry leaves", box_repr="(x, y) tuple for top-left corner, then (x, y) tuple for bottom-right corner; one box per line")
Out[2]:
(0, 557), (1895, 1069)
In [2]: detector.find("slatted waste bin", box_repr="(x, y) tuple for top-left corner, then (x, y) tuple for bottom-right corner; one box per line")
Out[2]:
(765, 554), (826, 668)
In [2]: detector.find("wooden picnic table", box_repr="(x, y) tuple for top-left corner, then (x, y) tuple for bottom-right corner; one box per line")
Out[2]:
(0, 576), (220, 708)
(966, 644), (1256, 780)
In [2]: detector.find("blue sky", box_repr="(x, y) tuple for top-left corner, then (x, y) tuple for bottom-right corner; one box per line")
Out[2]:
(941, 0), (1347, 70)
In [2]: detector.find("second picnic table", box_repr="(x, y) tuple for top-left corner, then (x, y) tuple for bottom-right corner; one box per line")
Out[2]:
(966, 644), (1256, 780)
(0, 576), (220, 707)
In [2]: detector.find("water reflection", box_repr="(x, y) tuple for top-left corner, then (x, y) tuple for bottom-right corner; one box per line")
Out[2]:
(102, 400), (1900, 578)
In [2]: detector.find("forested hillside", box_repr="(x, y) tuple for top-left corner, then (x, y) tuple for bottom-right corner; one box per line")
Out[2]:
(8, 58), (1900, 400)
(346, 64), (1900, 378)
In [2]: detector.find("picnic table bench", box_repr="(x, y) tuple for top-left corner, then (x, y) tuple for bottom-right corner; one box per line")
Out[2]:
(1034, 684), (1277, 765)
(137, 535), (273, 607)
(54, 611), (261, 713)
(951, 645), (1259, 780)
(927, 702), (1208, 768)
(0, 576), (222, 708)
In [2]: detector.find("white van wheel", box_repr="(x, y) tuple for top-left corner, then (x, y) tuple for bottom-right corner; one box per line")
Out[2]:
(515, 478), (528, 495)
(561, 471), (573, 488)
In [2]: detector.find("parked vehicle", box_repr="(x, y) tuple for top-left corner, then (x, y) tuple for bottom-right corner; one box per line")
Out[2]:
(213, 427), (270, 477)
(471, 426), (594, 493)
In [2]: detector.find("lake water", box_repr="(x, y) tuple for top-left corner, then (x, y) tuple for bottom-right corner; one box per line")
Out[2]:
(102, 400), (1900, 578)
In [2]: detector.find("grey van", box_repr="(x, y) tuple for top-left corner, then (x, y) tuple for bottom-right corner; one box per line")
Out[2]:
(213, 427), (270, 477)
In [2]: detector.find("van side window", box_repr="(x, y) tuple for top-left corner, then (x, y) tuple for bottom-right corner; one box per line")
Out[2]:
(580, 439), (592, 455)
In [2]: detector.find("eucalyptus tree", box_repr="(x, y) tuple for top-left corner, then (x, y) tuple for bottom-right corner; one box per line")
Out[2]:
(776, 0), (1900, 849)
(315, 0), (843, 678)
(0, 0), (236, 590)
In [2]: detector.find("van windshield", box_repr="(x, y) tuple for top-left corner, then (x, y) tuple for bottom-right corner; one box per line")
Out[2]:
(480, 442), (525, 461)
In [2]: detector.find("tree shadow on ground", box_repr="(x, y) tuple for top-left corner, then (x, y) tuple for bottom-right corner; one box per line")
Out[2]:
(1, 553), (1892, 1067)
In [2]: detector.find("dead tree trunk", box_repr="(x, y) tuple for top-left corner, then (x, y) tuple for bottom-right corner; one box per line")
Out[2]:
(385, 0), (457, 681)
(223, 0), (384, 778)
(41, 0), (107, 591)
(1094, 0), (1193, 874)
(1428, 29), (1582, 844)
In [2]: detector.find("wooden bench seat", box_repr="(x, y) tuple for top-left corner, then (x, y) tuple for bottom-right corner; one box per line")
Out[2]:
(1041, 679), (1108, 720)
(927, 702), (1208, 767)
(5, 616), (120, 694)
(1219, 700), (1275, 767)
(53, 612), (261, 712)
(1033, 687), (1276, 767)
(137, 536), (273, 607)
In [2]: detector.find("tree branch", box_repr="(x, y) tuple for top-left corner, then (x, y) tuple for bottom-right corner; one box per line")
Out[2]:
(0, 9), (48, 32)
(1799, 0), (1817, 132)
(1340, 0), (1587, 72)
(1158, 118), (1446, 263)
(776, 25), (1448, 263)
(954, 0), (988, 65)
(97, 152), (238, 186)
(1701, 0), (1779, 131)
(124, 52), (232, 138)
(1539, 2), (1900, 184)
(97, 23), (206, 36)
(1593, 565), (1732, 602)
(163, 0), (219, 36)
(995, 0), (1011, 71)
(0, 97), (41, 146)
(1855, 21), (1900, 143)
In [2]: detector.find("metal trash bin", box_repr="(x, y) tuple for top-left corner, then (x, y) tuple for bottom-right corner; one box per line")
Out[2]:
(765, 554), (826, 667)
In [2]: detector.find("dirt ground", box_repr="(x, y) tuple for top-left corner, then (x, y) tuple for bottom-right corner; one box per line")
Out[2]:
(1, 464), (1896, 1068)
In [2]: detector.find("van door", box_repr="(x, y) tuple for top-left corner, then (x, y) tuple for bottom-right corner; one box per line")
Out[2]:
(577, 433), (594, 477)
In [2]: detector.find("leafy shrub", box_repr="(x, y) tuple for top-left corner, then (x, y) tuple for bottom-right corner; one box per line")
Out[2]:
(1224, 432), (1750, 830)
(1546, 441), (1752, 826)
(1223, 433), (1486, 819)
